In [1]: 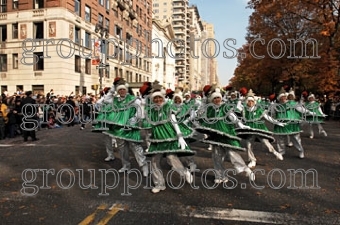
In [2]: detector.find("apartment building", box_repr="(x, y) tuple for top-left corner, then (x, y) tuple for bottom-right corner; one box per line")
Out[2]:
(201, 21), (218, 86)
(151, 18), (176, 90)
(0, 0), (152, 96)
(153, 0), (192, 89)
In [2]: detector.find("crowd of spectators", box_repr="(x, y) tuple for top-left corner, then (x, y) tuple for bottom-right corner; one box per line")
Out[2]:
(0, 89), (97, 141)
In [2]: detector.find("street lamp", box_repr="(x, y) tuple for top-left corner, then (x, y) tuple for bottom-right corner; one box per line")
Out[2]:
(94, 23), (109, 92)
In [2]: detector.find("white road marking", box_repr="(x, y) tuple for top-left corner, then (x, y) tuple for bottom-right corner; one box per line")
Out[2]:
(108, 200), (338, 225)
(0, 144), (13, 147)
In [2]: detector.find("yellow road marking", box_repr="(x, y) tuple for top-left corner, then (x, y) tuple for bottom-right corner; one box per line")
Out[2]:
(96, 204), (123, 225)
(78, 204), (107, 225)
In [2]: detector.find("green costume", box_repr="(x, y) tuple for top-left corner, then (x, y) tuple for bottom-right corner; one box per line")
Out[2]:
(196, 103), (245, 151)
(145, 101), (194, 155)
(103, 94), (142, 143)
(273, 100), (302, 135)
(237, 106), (275, 142)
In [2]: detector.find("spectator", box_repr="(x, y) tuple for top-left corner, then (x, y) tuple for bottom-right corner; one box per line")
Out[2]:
(80, 96), (92, 130)
(21, 91), (39, 142)
(6, 106), (17, 138)
(0, 111), (5, 140)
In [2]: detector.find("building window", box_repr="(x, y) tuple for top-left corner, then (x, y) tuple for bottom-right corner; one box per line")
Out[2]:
(98, 14), (103, 26)
(115, 25), (122, 39)
(33, 0), (44, 9)
(0, 0), (7, 12)
(13, 0), (18, 10)
(0, 25), (7, 42)
(84, 31), (91, 48)
(98, 0), (104, 6)
(105, 18), (110, 32)
(85, 5), (91, 22)
(32, 85), (44, 95)
(75, 26), (81, 44)
(0, 54), (7, 72)
(105, 66), (110, 78)
(105, 0), (110, 11)
(75, 55), (81, 73)
(33, 22), (44, 39)
(12, 23), (18, 39)
(153, 3), (158, 7)
(33, 52), (44, 71)
(12, 53), (18, 69)
(85, 58), (91, 74)
(75, 0), (80, 16)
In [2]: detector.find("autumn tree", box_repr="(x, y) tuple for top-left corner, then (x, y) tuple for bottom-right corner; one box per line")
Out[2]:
(232, 0), (340, 96)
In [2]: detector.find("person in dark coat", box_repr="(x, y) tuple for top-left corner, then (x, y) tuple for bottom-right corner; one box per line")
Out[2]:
(20, 91), (39, 142)
(65, 96), (76, 127)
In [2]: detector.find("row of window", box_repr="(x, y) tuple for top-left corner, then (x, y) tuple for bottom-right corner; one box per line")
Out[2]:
(0, 52), (151, 74)
(0, 84), (88, 96)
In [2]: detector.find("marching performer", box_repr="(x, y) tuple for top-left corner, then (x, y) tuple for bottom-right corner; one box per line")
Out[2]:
(305, 93), (327, 138)
(236, 89), (284, 168)
(172, 90), (197, 171)
(145, 82), (194, 193)
(195, 85), (255, 183)
(272, 88), (315, 159)
(103, 78), (148, 176)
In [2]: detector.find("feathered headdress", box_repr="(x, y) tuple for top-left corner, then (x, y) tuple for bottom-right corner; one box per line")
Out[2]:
(239, 87), (248, 97)
(165, 88), (174, 99)
(139, 82), (152, 97)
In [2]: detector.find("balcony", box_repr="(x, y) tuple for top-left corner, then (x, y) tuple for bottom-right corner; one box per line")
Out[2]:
(33, 9), (45, 17)
(117, 0), (127, 10)
(0, 13), (6, 20)
(174, 28), (185, 35)
(173, 16), (185, 22)
(129, 9), (137, 19)
(173, 10), (185, 16)
(173, 3), (185, 9)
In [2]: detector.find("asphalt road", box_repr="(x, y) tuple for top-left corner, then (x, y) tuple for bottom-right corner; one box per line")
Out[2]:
(0, 121), (340, 225)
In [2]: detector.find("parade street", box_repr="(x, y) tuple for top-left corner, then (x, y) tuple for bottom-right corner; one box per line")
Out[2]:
(1, 121), (340, 225)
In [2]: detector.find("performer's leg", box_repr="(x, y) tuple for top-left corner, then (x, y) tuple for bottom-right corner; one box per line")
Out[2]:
(116, 139), (131, 172)
(246, 137), (256, 168)
(318, 123), (327, 137)
(151, 154), (166, 193)
(309, 123), (314, 139)
(129, 142), (148, 177)
(276, 135), (286, 155)
(166, 154), (192, 184)
(104, 135), (115, 161)
(212, 146), (228, 183)
(291, 133), (305, 159)
(260, 138), (283, 160)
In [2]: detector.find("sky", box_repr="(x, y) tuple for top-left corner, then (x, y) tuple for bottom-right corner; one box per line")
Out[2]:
(189, 0), (253, 85)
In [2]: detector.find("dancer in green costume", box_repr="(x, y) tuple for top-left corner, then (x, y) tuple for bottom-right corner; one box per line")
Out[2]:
(272, 88), (315, 159)
(236, 89), (284, 168)
(103, 78), (148, 176)
(305, 93), (327, 139)
(145, 82), (194, 193)
(196, 85), (255, 183)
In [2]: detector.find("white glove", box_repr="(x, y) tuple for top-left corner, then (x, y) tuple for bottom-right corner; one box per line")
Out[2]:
(277, 122), (285, 127)
(308, 111), (316, 116)
(237, 122), (251, 130)
(183, 119), (189, 126)
(178, 136), (187, 150)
